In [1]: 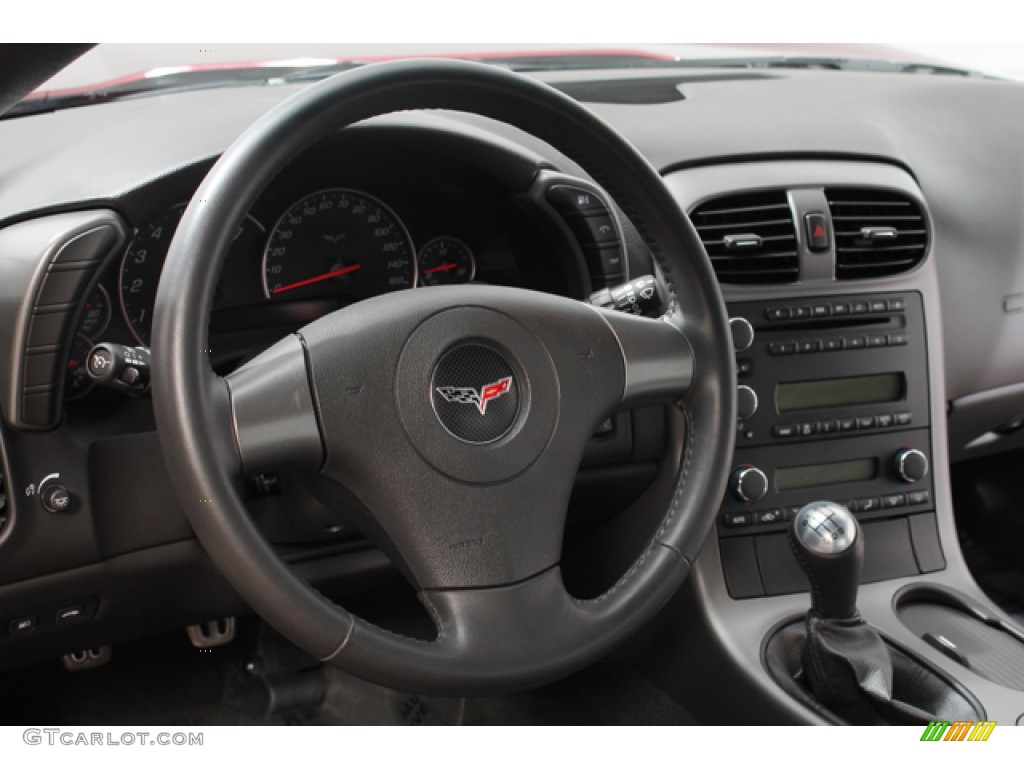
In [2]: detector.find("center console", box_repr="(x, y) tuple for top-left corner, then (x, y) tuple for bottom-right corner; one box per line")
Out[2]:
(718, 291), (944, 599)
(634, 159), (1024, 725)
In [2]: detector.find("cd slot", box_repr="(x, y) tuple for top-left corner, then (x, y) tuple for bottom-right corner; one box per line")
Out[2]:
(761, 315), (897, 333)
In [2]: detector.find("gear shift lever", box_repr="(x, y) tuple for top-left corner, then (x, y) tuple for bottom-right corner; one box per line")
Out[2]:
(789, 501), (862, 620)
(764, 501), (983, 724)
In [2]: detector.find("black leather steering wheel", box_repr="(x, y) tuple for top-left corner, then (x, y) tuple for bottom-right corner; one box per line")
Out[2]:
(152, 59), (735, 696)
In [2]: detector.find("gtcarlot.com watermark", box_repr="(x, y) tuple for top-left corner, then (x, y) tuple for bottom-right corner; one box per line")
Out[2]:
(23, 729), (203, 747)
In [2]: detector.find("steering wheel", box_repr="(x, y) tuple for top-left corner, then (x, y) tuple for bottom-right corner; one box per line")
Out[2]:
(152, 59), (735, 696)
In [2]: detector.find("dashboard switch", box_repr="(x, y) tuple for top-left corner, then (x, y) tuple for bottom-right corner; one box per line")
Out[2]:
(86, 342), (151, 393)
(40, 482), (72, 513)
(804, 212), (830, 251)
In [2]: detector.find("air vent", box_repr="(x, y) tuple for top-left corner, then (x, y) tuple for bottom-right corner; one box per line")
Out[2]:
(690, 191), (798, 284)
(826, 188), (928, 279)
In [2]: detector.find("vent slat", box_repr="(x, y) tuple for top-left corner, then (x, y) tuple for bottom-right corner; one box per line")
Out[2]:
(826, 187), (929, 280)
(690, 190), (798, 284)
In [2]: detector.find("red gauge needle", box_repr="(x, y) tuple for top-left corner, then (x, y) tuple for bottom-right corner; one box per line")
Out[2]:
(271, 264), (361, 295)
(424, 263), (458, 274)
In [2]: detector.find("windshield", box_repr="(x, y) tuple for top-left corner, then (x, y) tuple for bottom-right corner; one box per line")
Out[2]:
(30, 42), (1024, 99)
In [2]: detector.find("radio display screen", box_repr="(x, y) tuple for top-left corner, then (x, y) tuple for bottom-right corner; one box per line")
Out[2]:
(776, 457), (878, 492)
(776, 373), (904, 413)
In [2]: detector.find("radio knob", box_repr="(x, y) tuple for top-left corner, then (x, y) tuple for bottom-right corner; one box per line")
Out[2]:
(730, 317), (755, 352)
(729, 464), (768, 503)
(893, 448), (929, 484)
(737, 385), (758, 419)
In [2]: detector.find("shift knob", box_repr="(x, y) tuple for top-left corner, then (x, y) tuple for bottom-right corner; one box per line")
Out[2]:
(789, 501), (863, 619)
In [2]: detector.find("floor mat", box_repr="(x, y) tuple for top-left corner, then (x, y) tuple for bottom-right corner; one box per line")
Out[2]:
(0, 629), (694, 725)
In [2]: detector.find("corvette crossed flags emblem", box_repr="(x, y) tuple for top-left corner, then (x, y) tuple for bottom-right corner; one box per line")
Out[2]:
(435, 376), (513, 415)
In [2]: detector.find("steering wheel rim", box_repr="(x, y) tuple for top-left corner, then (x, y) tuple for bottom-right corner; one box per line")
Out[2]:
(152, 59), (736, 695)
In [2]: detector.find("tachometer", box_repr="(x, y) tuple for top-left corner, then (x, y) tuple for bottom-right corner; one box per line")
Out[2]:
(418, 237), (475, 286)
(120, 205), (263, 345)
(263, 189), (416, 300)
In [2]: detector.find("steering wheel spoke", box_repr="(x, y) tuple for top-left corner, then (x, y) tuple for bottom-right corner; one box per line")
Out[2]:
(595, 307), (695, 409)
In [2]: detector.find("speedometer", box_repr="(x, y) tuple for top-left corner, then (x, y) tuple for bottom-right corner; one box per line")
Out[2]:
(262, 189), (416, 301)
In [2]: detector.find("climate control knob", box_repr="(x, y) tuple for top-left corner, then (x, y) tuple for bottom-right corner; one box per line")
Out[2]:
(893, 448), (929, 484)
(729, 317), (755, 352)
(729, 464), (768, 503)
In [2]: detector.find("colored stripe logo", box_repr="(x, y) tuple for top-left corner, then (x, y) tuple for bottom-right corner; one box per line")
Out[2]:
(920, 721), (996, 741)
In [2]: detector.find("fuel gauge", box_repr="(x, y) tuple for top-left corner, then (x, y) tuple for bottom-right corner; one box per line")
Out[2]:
(418, 237), (475, 286)
(65, 334), (96, 401)
(78, 284), (111, 338)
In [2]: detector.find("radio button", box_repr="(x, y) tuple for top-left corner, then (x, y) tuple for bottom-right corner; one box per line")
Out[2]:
(832, 302), (850, 316)
(768, 341), (796, 356)
(822, 338), (844, 352)
(887, 298), (906, 312)
(888, 332), (909, 346)
(867, 334), (888, 347)
(737, 386), (758, 419)
(869, 300), (887, 313)
(722, 511), (755, 528)
(907, 490), (930, 506)
(858, 497), (882, 512)
(876, 414), (894, 428)
(894, 412), (912, 426)
(819, 420), (839, 434)
(765, 307), (790, 321)
(812, 304), (830, 318)
(797, 422), (815, 437)
(791, 306), (811, 319)
(773, 424), (796, 438)
(882, 493), (907, 509)
(730, 317), (755, 351)
(839, 418), (856, 432)
(851, 301), (869, 314)
(856, 415), (876, 429)
(737, 358), (753, 377)
(797, 339), (820, 354)
(846, 336), (866, 349)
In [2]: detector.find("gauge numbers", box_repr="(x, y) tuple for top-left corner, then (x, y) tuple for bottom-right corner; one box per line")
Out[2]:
(263, 189), (416, 301)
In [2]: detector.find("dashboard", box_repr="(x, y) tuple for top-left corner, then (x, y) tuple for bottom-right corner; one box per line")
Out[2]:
(1, 59), (1024, 722)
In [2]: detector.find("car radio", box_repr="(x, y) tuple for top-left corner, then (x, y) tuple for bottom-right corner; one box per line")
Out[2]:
(716, 292), (945, 598)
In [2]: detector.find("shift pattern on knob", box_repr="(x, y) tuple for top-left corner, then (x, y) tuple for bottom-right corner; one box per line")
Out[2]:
(792, 501), (857, 555)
